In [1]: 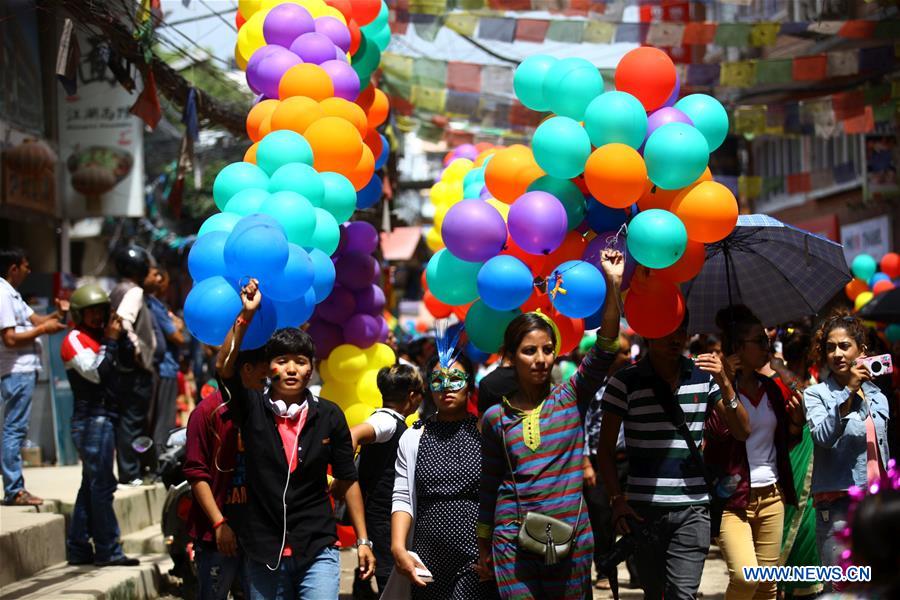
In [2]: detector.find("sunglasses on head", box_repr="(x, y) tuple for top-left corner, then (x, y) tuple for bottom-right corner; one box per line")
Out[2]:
(429, 368), (468, 392)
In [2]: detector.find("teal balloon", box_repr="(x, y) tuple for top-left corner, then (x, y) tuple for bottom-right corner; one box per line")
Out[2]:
(626, 209), (687, 269)
(547, 60), (604, 121)
(463, 167), (485, 188)
(361, 1), (390, 34)
(532, 116), (591, 180)
(851, 254), (878, 282)
(584, 91), (648, 149)
(513, 55), (557, 111)
(886, 324), (900, 343)
(256, 130), (313, 175)
(527, 176), (585, 231)
(258, 191), (316, 246)
(465, 301), (520, 354)
(643, 123), (710, 190)
(198, 212), (241, 237)
(425, 248), (481, 306)
(371, 26), (391, 52)
(674, 94), (729, 151)
(213, 162), (269, 211)
(269, 162), (325, 206)
(320, 171), (357, 223)
(351, 35), (381, 83)
(308, 207), (340, 256)
(224, 188), (269, 217)
(463, 181), (484, 199)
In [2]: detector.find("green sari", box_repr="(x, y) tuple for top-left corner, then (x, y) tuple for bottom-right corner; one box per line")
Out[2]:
(779, 425), (824, 598)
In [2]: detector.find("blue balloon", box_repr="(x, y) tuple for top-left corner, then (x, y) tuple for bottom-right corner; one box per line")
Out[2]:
(869, 272), (890, 288)
(184, 276), (242, 345)
(584, 307), (603, 330)
(241, 295), (277, 350)
(268, 162), (325, 206)
(550, 260), (607, 318)
(274, 287), (317, 329)
(465, 341), (490, 364)
(374, 133), (389, 170)
(260, 243), (315, 302)
(308, 247), (336, 303)
(198, 212), (241, 238)
(586, 201), (627, 233)
(357, 174), (382, 209)
(477, 255), (534, 311)
(224, 214), (290, 282)
(188, 231), (228, 282)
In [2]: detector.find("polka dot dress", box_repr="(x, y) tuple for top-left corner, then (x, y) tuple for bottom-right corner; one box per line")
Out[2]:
(411, 417), (498, 600)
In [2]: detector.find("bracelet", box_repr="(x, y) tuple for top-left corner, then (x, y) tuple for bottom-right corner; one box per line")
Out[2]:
(213, 518), (227, 530)
(235, 316), (248, 328)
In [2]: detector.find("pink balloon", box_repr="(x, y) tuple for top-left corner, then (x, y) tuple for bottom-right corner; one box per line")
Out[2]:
(508, 192), (568, 255)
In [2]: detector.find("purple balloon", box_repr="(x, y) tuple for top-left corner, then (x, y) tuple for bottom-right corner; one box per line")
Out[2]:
(316, 285), (356, 324)
(344, 314), (381, 348)
(342, 221), (379, 254)
(646, 107), (693, 140)
(290, 32), (338, 65)
(264, 4), (315, 48)
(320, 59), (360, 101)
(247, 45), (302, 99)
(378, 318), (389, 342)
(442, 199), (508, 262)
(307, 318), (343, 359)
(315, 16), (352, 53)
(333, 46), (349, 62)
(479, 187), (492, 200)
(355, 285), (386, 316)
(508, 192), (568, 255)
(583, 230), (626, 269)
(335, 251), (379, 291)
(663, 70), (681, 108)
(455, 143), (479, 161)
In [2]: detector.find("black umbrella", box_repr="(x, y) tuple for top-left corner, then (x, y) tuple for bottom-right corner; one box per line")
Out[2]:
(858, 286), (900, 323)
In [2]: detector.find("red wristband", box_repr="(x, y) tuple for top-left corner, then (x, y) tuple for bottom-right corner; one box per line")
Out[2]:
(236, 316), (248, 328)
(213, 518), (227, 530)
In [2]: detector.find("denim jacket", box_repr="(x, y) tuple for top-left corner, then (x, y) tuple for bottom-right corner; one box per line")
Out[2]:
(803, 376), (890, 494)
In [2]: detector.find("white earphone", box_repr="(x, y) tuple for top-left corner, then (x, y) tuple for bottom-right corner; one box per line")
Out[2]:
(269, 399), (303, 419)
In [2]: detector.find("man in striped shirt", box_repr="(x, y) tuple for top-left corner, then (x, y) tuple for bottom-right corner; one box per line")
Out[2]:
(597, 319), (750, 600)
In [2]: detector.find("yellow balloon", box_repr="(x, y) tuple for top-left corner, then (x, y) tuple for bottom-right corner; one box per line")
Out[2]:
(430, 181), (456, 207)
(318, 358), (333, 382)
(329, 344), (369, 383)
(320, 6), (347, 24)
(356, 370), (382, 408)
(237, 10), (269, 66)
(425, 227), (444, 252)
(855, 291), (874, 311)
(234, 44), (249, 71)
(364, 343), (396, 370)
(485, 198), (509, 221)
(443, 158), (474, 183)
(405, 413), (419, 428)
(433, 207), (448, 231)
(296, 0), (328, 18)
(239, 0), (262, 19)
(344, 403), (376, 428)
(320, 380), (358, 408)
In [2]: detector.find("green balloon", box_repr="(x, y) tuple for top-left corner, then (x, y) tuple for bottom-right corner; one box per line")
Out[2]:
(425, 248), (481, 306)
(256, 130), (313, 176)
(371, 26), (391, 52)
(548, 61), (604, 121)
(528, 176), (586, 231)
(258, 191), (316, 247)
(224, 188), (269, 217)
(532, 116), (591, 180)
(308, 208), (340, 256)
(465, 301), (520, 354)
(644, 123), (709, 190)
(513, 55), (557, 111)
(320, 172), (357, 223)
(213, 162), (269, 211)
(851, 254), (878, 282)
(584, 91), (648, 150)
(351, 35), (381, 83)
(626, 209), (687, 269)
(675, 94), (729, 152)
(269, 163), (325, 206)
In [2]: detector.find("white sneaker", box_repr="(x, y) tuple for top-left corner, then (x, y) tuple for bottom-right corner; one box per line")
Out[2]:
(117, 479), (143, 489)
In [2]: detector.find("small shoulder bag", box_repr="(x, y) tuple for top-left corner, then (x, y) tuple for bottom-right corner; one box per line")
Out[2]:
(499, 410), (583, 565)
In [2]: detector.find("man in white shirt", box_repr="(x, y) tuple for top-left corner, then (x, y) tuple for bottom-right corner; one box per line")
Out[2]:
(1, 248), (67, 505)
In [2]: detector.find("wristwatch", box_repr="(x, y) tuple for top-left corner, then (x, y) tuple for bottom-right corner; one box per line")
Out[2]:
(724, 395), (739, 410)
(356, 538), (373, 549)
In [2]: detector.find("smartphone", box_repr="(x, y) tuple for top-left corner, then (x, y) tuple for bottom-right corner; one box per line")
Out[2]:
(858, 354), (894, 376)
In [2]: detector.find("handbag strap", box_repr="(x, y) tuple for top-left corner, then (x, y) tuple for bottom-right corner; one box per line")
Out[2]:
(499, 407), (585, 530)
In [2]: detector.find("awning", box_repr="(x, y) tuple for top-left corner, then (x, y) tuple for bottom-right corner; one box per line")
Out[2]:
(380, 227), (423, 261)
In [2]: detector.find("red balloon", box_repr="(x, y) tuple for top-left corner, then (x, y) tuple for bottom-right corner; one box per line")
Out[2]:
(424, 291), (452, 318)
(547, 308), (584, 356)
(502, 234), (547, 274)
(873, 279), (895, 296)
(845, 278), (868, 301)
(520, 289), (552, 313)
(349, 0), (381, 26)
(881, 252), (900, 279)
(624, 275), (685, 339)
(655, 239), (706, 284)
(540, 232), (587, 278)
(235, 11), (246, 29)
(614, 47), (677, 112)
(325, 0), (354, 21)
(451, 301), (474, 321)
(347, 18), (362, 55)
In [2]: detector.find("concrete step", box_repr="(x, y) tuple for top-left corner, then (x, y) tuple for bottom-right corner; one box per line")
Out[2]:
(0, 554), (172, 600)
(0, 509), (67, 589)
(122, 525), (165, 556)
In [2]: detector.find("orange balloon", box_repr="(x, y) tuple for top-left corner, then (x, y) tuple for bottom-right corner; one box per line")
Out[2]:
(345, 144), (375, 190)
(546, 308), (584, 355)
(484, 145), (546, 204)
(364, 128), (384, 159)
(845, 278), (869, 301)
(305, 116), (364, 173)
(655, 239), (706, 284)
(246, 99), (280, 142)
(639, 167), (712, 212)
(624, 275), (686, 339)
(424, 291), (452, 319)
(873, 279), (895, 296)
(320, 97), (368, 137)
(355, 84), (375, 113)
(258, 114), (274, 139)
(366, 88), (389, 128)
(348, 18), (361, 55)
(584, 144), (647, 209)
(451, 301), (474, 321)
(475, 148), (498, 167)
(270, 96), (324, 135)
(278, 63), (335, 101)
(243, 142), (259, 164)
(671, 181), (739, 243)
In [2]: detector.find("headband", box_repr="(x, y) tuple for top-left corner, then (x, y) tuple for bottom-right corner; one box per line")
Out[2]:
(530, 309), (562, 356)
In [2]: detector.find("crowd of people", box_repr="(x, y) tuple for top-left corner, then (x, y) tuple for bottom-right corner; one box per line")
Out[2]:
(2, 242), (900, 600)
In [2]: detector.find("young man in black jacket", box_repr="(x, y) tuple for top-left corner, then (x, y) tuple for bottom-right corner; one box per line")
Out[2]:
(216, 279), (374, 599)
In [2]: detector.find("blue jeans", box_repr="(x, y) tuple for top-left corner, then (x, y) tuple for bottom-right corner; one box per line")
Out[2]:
(815, 496), (851, 593)
(195, 543), (244, 600)
(245, 545), (341, 600)
(1, 372), (37, 500)
(67, 415), (126, 563)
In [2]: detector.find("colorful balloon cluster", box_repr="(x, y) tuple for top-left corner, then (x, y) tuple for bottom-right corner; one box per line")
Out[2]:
(421, 47), (739, 346)
(845, 251), (900, 313)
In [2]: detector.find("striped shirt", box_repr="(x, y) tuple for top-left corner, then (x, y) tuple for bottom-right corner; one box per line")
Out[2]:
(601, 356), (721, 506)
